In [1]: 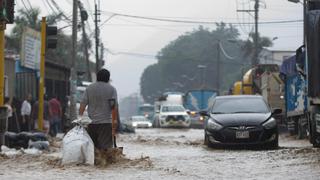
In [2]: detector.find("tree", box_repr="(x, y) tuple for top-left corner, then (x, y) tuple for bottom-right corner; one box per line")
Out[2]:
(7, 7), (93, 78)
(242, 32), (273, 65)
(140, 24), (254, 102)
(8, 8), (62, 52)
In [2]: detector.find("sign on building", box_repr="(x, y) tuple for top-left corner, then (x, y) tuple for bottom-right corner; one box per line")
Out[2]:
(20, 27), (41, 70)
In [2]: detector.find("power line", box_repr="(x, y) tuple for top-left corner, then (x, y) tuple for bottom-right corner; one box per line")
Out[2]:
(20, 0), (33, 18)
(99, 11), (302, 25)
(25, 0), (34, 11)
(51, 0), (72, 22)
(45, 0), (58, 15)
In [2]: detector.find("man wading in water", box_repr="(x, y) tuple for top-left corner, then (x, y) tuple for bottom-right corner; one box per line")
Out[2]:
(79, 69), (118, 151)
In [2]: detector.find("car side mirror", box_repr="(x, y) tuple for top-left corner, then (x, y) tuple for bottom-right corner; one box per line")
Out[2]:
(272, 108), (282, 115)
(199, 111), (209, 117)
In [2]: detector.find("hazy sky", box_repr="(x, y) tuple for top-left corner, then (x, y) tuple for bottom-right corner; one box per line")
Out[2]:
(9, 0), (302, 98)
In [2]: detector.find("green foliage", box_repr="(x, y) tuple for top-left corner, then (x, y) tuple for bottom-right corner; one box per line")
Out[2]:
(140, 24), (259, 103)
(7, 7), (92, 77)
(242, 32), (273, 64)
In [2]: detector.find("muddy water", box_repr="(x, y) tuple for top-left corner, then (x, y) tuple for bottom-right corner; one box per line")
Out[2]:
(1, 128), (320, 180)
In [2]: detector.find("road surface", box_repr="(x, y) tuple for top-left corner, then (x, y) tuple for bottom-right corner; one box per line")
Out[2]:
(0, 128), (320, 180)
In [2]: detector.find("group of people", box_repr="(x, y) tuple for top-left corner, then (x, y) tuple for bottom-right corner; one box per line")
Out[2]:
(4, 94), (63, 137)
(4, 68), (117, 151)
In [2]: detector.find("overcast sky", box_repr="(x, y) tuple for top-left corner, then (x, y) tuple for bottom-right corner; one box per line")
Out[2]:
(9, 0), (302, 98)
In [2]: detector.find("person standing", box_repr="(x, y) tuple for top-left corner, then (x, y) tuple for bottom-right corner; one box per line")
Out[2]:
(49, 95), (62, 137)
(32, 96), (50, 134)
(79, 69), (118, 150)
(21, 94), (32, 131)
(4, 97), (13, 131)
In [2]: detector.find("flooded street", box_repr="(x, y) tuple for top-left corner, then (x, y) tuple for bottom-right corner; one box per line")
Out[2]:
(1, 128), (320, 180)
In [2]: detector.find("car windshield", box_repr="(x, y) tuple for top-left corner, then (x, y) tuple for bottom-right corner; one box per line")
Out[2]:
(211, 97), (269, 114)
(162, 106), (185, 112)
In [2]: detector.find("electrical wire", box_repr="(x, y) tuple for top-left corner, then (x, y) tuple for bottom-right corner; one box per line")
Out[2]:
(219, 43), (235, 60)
(25, 0), (34, 12)
(51, 0), (72, 22)
(45, 0), (58, 15)
(99, 11), (302, 25)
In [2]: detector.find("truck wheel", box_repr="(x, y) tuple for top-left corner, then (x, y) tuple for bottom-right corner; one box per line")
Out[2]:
(297, 116), (307, 139)
(310, 113), (320, 148)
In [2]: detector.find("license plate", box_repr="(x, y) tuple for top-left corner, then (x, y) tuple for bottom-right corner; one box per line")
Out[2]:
(236, 131), (249, 139)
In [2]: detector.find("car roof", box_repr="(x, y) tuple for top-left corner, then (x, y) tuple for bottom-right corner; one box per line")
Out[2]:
(215, 95), (264, 100)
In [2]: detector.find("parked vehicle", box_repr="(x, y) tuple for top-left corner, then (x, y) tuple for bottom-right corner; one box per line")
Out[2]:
(295, 1), (320, 147)
(130, 115), (153, 128)
(231, 64), (285, 125)
(184, 89), (218, 128)
(280, 53), (308, 139)
(201, 95), (281, 148)
(153, 92), (185, 128)
(138, 104), (154, 121)
(157, 105), (191, 128)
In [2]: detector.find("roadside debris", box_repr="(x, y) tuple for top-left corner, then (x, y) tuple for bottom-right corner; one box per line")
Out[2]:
(61, 118), (94, 165)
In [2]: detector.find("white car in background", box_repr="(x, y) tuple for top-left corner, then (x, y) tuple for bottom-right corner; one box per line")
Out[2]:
(158, 105), (191, 128)
(131, 115), (153, 128)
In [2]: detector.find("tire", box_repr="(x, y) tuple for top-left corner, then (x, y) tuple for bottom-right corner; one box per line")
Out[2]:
(309, 114), (320, 148)
(266, 136), (279, 149)
(297, 116), (307, 139)
(204, 132), (208, 145)
(204, 131), (215, 148)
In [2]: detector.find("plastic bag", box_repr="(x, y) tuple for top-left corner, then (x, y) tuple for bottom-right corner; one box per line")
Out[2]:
(61, 122), (94, 165)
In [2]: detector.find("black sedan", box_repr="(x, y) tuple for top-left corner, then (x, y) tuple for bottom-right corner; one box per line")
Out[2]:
(201, 95), (282, 148)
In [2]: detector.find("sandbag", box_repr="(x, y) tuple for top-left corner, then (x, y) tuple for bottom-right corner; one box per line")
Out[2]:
(28, 140), (49, 150)
(61, 125), (94, 165)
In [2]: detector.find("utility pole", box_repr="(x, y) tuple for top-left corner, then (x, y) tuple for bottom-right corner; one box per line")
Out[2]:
(38, 17), (46, 131)
(100, 42), (104, 66)
(70, 0), (78, 121)
(0, 22), (4, 106)
(94, 0), (100, 73)
(78, 1), (91, 82)
(253, 0), (259, 66)
(217, 40), (221, 93)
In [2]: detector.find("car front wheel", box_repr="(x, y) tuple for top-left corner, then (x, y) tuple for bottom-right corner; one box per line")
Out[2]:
(265, 135), (279, 149)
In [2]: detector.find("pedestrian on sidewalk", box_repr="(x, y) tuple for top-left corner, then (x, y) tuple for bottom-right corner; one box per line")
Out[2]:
(4, 97), (13, 131)
(79, 69), (118, 150)
(32, 95), (50, 134)
(49, 94), (62, 137)
(21, 94), (32, 131)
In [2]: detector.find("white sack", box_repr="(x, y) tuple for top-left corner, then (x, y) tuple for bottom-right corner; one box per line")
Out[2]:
(61, 125), (94, 165)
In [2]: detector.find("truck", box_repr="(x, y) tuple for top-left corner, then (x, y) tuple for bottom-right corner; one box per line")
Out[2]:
(232, 64), (285, 123)
(153, 92), (190, 128)
(183, 89), (218, 128)
(298, 0), (320, 147)
(280, 52), (308, 138)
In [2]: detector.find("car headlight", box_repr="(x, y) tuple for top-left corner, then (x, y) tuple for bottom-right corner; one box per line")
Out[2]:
(262, 118), (277, 129)
(207, 119), (223, 130)
(132, 122), (137, 127)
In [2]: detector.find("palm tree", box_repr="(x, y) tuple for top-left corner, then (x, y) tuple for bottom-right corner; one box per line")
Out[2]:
(8, 8), (62, 51)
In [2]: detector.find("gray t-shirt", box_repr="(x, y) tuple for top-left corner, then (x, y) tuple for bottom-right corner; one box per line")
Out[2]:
(81, 82), (117, 124)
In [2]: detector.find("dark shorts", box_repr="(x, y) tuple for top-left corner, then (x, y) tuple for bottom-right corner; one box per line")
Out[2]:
(87, 123), (113, 150)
